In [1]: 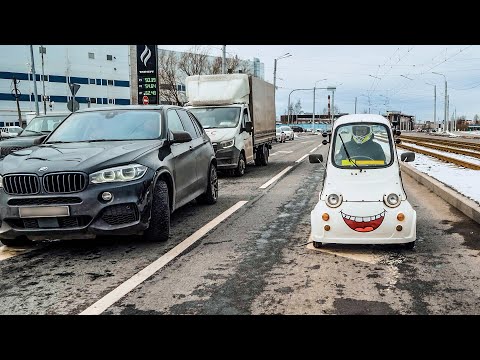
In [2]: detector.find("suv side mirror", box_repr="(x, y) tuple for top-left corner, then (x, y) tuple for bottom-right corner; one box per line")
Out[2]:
(244, 122), (253, 133)
(309, 154), (323, 163)
(171, 130), (192, 144)
(400, 152), (415, 162)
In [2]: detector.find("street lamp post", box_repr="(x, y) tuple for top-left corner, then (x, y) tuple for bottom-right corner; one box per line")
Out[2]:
(425, 82), (436, 131)
(273, 53), (291, 95)
(312, 78), (327, 132)
(432, 72), (447, 133)
(287, 88), (312, 124)
(39, 46), (47, 115)
(29, 45), (39, 115)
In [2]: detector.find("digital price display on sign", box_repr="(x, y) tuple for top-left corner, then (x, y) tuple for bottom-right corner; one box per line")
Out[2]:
(136, 45), (159, 105)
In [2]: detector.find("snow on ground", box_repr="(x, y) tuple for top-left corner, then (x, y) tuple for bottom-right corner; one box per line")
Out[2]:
(402, 141), (480, 166)
(397, 149), (480, 205)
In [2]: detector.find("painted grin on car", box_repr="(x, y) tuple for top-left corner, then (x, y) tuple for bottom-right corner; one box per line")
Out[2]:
(340, 209), (386, 232)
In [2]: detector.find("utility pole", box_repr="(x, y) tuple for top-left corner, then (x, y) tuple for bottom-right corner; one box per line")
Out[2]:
(40, 46), (47, 115)
(433, 85), (436, 130)
(331, 88), (335, 124)
(447, 95), (450, 132)
(12, 77), (23, 128)
(444, 80), (448, 132)
(354, 96), (357, 114)
(312, 87), (316, 131)
(222, 45), (226, 74)
(29, 45), (39, 115)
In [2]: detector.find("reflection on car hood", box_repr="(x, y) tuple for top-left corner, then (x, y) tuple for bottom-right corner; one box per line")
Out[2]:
(0, 140), (162, 175)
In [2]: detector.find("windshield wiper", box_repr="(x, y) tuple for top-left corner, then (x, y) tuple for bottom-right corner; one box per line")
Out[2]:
(338, 134), (362, 172)
(22, 129), (44, 135)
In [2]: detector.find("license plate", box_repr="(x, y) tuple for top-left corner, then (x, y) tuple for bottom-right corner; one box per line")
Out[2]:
(19, 206), (70, 218)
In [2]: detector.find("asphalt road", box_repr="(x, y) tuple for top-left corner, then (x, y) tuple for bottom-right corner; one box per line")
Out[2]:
(0, 133), (479, 315)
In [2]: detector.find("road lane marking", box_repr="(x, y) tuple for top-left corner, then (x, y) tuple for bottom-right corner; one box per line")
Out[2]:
(259, 166), (293, 189)
(310, 144), (322, 153)
(276, 151), (293, 154)
(0, 245), (35, 261)
(295, 154), (309, 163)
(79, 201), (248, 315)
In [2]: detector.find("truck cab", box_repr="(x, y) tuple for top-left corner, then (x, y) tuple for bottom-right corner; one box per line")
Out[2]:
(188, 104), (254, 176)
(309, 114), (417, 249)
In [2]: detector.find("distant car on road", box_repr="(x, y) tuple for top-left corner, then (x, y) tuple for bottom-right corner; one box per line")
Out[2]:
(275, 127), (286, 143)
(280, 126), (294, 140)
(0, 113), (70, 157)
(0, 105), (218, 246)
(290, 125), (305, 133)
(0, 126), (24, 139)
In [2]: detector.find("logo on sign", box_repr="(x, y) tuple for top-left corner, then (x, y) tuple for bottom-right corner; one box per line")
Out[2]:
(140, 45), (152, 67)
(143, 95), (149, 105)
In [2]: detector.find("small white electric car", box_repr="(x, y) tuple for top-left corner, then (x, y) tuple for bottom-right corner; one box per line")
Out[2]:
(309, 114), (417, 249)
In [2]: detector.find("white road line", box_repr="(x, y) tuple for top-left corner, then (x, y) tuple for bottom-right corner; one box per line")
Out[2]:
(259, 166), (293, 189)
(79, 200), (248, 315)
(295, 154), (309, 163)
(0, 245), (35, 261)
(276, 150), (293, 154)
(270, 152), (277, 156)
(310, 144), (322, 153)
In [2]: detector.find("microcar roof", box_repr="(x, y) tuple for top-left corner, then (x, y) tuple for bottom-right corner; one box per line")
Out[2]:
(333, 114), (391, 129)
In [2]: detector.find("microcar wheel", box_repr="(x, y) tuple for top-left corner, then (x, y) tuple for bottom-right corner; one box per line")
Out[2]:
(404, 241), (415, 250)
(312, 241), (323, 249)
(144, 180), (170, 242)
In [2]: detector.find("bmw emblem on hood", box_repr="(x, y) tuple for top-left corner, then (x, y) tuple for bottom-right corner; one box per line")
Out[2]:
(38, 167), (48, 172)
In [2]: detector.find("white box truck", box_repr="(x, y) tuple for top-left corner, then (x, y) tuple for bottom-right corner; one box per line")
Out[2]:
(185, 74), (276, 176)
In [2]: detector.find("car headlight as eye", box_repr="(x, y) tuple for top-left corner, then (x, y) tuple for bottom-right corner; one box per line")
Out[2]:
(326, 194), (342, 208)
(384, 193), (400, 208)
(219, 139), (234, 148)
(90, 164), (148, 184)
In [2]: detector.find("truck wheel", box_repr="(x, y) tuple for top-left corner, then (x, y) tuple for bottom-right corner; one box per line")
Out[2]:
(0, 236), (32, 247)
(260, 145), (269, 166)
(197, 163), (218, 205)
(234, 153), (246, 177)
(143, 180), (170, 242)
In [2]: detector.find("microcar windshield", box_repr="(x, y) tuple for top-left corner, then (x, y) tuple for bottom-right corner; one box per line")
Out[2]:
(332, 123), (393, 168)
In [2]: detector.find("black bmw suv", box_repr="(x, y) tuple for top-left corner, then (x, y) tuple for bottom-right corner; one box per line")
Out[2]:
(0, 106), (218, 246)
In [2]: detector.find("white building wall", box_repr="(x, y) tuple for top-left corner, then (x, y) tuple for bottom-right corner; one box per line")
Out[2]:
(0, 45), (131, 125)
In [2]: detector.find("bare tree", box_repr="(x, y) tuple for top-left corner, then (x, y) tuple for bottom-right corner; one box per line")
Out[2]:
(474, 114), (479, 124)
(209, 57), (223, 74)
(178, 46), (210, 76)
(293, 99), (302, 115)
(157, 50), (183, 105)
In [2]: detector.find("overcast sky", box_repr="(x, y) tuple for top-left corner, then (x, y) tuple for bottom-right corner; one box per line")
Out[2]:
(158, 45), (480, 122)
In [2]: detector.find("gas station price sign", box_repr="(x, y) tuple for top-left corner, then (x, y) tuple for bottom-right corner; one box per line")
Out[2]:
(136, 45), (159, 105)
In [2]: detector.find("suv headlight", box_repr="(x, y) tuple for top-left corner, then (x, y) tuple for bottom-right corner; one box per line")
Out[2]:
(90, 164), (148, 184)
(326, 194), (342, 208)
(384, 193), (400, 208)
(219, 139), (234, 149)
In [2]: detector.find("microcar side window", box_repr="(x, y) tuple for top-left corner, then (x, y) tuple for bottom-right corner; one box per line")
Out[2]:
(332, 122), (393, 169)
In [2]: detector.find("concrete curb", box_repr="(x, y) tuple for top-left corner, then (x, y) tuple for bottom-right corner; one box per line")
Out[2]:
(400, 162), (480, 224)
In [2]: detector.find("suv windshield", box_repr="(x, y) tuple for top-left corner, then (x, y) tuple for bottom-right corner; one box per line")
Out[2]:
(46, 110), (162, 143)
(281, 126), (292, 131)
(21, 115), (68, 136)
(189, 107), (240, 129)
(332, 123), (393, 168)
